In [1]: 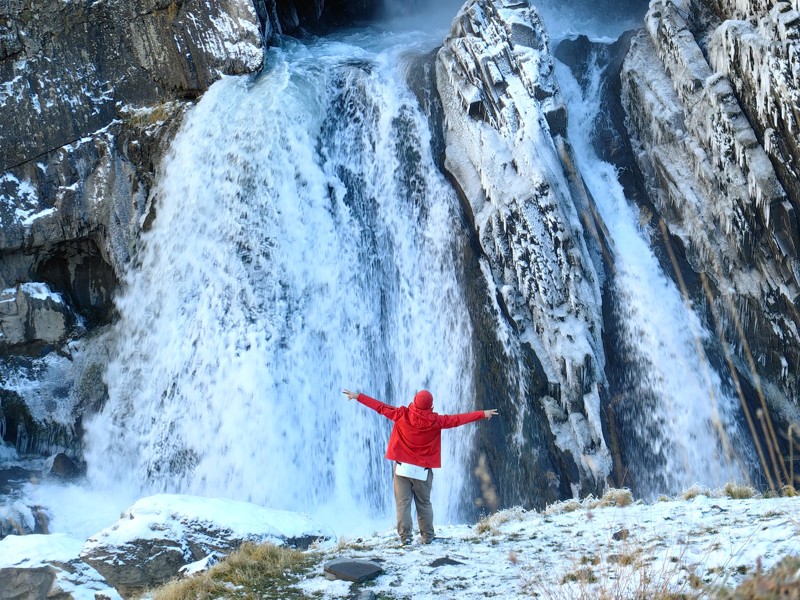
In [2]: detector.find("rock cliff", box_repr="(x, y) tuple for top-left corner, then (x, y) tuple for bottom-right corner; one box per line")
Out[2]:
(0, 0), (263, 455)
(620, 0), (800, 488)
(435, 0), (611, 503)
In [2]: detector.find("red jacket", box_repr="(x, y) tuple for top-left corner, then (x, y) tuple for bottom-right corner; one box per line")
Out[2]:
(357, 393), (485, 468)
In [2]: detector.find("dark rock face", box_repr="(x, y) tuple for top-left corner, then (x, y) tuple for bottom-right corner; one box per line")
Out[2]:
(255, 0), (380, 36)
(620, 0), (800, 488)
(0, 0), (263, 458)
(0, 0), (263, 172)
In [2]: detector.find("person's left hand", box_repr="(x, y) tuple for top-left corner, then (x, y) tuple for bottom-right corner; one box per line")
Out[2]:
(343, 389), (359, 401)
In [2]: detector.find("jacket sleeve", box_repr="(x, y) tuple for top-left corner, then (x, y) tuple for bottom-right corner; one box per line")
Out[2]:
(435, 410), (485, 429)
(356, 393), (404, 422)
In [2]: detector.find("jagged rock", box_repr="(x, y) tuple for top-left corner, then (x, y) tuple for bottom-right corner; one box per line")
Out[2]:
(80, 494), (335, 597)
(0, 0), (263, 172)
(45, 453), (80, 480)
(435, 0), (610, 502)
(707, 4), (800, 219)
(620, 0), (800, 483)
(0, 283), (77, 349)
(323, 558), (383, 583)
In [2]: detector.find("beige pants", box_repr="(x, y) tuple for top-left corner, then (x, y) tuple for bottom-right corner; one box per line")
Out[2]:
(393, 464), (434, 543)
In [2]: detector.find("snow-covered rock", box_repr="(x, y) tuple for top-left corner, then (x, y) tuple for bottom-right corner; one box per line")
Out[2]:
(0, 283), (77, 348)
(0, 532), (121, 600)
(435, 0), (610, 501)
(620, 0), (800, 475)
(80, 494), (335, 596)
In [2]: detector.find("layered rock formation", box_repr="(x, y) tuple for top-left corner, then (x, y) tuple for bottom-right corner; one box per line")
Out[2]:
(0, 0), (263, 455)
(621, 0), (800, 488)
(435, 0), (611, 503)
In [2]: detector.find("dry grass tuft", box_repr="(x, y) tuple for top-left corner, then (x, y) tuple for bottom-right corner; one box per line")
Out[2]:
(544, 499), (583, 515)
(723, 482), (758, 500)
(590, 488), (634, 509)
(781, 485), (798, 497)
(545, 488), (634, 515)
(682, 485), (711, 500)
(151, 542), (313, 600)
(476, 506), (527, 534)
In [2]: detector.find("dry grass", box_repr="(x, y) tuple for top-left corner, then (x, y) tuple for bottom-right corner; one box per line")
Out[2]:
(716, 555), (800, 599)
(476, 505), (527, 534)
(681, 485), (712, 500)
(545, 488), (634, 515)
(150, 542), (314, 600)
(723, 482), (758, 500)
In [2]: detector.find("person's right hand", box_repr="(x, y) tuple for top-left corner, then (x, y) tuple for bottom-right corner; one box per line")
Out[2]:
(484, 409), (498, 420)
(343, 389), (359, 401)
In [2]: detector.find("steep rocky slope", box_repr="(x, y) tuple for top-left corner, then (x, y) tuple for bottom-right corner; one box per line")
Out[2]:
(0, 0), (263, 455)
(620, 0), (800, 488)
(435, 0), (612, 503)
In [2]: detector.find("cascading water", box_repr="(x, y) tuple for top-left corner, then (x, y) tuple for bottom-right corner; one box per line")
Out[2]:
(84, 31), (478, 529)
(554, 54), (754, 495)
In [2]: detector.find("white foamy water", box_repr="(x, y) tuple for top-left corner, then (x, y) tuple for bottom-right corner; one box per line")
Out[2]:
(554, 56), (752, 495)
(83, 32), (477, 530)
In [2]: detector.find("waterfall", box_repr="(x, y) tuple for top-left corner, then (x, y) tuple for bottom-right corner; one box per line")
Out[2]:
(554, 55), (753, 495)
(84, 32), (477, 528)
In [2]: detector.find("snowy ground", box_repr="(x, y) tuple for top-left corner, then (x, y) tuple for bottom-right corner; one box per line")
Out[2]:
(0, 488), (797, 598)
(298, 492), (800, 599)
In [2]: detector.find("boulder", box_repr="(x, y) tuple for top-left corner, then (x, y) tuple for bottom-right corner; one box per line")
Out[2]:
(45, 453), (81, 480)
(80, 494), (334, 596)
(0, 566), (57, 600)
(323, 558), (383, 583)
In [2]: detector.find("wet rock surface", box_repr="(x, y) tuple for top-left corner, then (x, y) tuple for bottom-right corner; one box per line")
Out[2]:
(0, 0), (263, 465)
(620, 0), (800, 485)
(435, 0), (610, 503)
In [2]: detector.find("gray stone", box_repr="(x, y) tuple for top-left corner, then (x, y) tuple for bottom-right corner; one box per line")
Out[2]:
(612, 528), (629, 541)
(323, 558), (383, 583)
(429, 556), (465, 567)
(0, 283), (75, 349)
(47, 453), (81, 480)
(0, 566), (57, 600)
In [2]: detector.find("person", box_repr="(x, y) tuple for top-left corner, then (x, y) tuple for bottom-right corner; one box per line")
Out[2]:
(342, 387), (498, 545)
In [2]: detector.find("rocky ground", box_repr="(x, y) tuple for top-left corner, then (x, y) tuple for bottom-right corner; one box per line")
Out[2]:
(296, 490), (800, 599)
(0, 487), (798, 598)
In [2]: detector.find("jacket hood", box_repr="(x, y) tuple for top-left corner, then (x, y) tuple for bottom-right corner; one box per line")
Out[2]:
(413, 390), (433, 411)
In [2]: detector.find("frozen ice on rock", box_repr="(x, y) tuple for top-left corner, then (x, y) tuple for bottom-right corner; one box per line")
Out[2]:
(435, 0), (609, 492)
